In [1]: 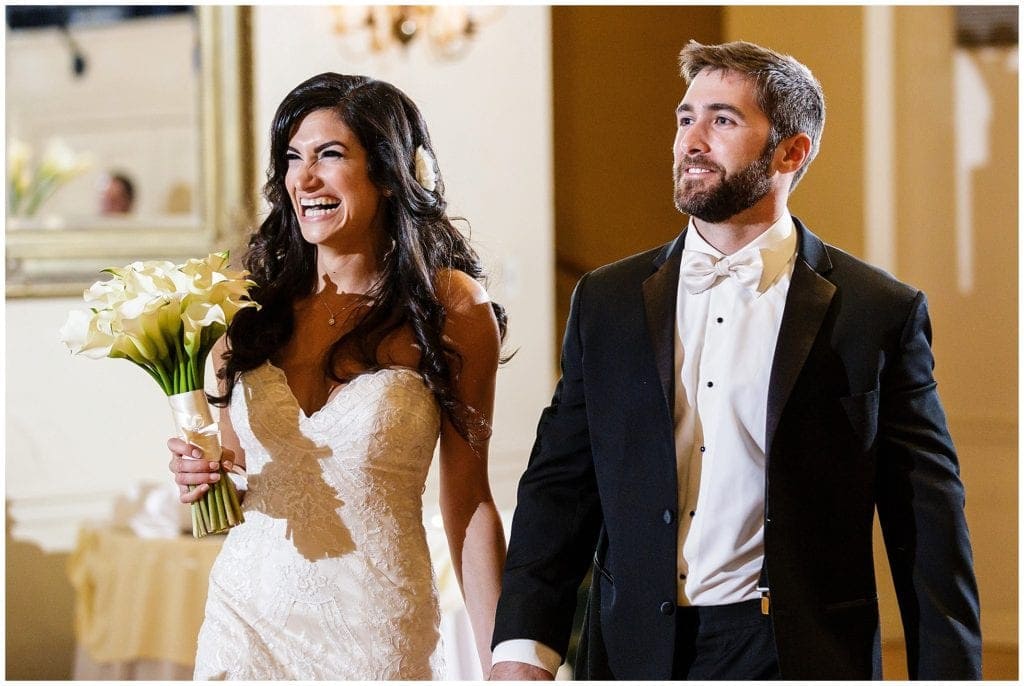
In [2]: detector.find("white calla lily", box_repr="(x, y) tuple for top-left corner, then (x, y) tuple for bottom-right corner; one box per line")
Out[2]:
(61, 308), (118, 359)
(83, 277), (127, 309)
(59, 309), (100, 356)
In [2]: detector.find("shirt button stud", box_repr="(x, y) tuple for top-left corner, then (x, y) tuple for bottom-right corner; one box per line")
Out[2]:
(706, 381), (714, 387)
(716, 317), (724, 323)
(660, 601), (675, 616)
(699, 446), (706, 453)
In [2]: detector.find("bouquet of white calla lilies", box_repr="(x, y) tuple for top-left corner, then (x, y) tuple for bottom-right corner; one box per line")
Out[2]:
(60, 251), (259, 537)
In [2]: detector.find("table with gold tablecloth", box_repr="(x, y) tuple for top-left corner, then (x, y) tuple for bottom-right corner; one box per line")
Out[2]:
(66, 526), (224, 679)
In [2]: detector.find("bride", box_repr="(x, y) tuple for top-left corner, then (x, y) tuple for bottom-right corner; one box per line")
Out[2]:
(167, 72), (507, 679)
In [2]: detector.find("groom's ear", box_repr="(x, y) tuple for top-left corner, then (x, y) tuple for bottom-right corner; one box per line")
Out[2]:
(774, 132), (812, 176)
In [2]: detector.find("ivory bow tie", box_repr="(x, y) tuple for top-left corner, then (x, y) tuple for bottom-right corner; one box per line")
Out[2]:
(680, 249), (763, 294)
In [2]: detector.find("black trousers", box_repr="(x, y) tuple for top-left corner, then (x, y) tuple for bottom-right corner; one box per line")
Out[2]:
(672, 599), (781, 680)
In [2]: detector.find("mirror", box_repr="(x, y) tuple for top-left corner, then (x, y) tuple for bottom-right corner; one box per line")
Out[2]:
(5, 6), (253, 297)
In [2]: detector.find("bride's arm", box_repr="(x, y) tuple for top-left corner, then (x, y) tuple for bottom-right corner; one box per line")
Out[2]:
(168, 335), (247, 502)
(436, 270), (506, 677)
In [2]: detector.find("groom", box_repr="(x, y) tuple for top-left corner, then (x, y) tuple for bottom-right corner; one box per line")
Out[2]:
(490, 40), (981, 680)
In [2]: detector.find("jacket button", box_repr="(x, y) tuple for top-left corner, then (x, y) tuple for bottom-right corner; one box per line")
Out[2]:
(660, 601), (675, 615)
(662, 509), (674, 524)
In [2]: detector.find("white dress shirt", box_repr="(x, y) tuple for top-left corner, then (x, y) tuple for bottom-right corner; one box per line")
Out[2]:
(674, 212), (796, 605)
(492, 213), (797, 674)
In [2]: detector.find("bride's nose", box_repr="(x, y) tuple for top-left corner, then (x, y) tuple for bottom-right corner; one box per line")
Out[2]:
(293, 158), (321, 190)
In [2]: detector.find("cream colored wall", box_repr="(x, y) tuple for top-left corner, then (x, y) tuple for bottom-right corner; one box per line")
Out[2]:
(6, 8), (555, 678)
(726, 4), (1018, 675)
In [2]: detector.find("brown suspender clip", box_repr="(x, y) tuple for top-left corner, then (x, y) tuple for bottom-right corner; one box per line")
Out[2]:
(760, 591), (771, 616)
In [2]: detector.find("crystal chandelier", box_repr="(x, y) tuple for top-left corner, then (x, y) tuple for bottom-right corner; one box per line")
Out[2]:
(332, 6), (485, 59)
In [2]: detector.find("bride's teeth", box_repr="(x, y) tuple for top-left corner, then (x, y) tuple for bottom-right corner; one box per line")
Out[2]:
(299, 196), (341, 217)
(304, 206), (336, 217)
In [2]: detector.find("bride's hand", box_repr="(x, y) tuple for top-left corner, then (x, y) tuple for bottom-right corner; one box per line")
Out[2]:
(167, 437), (236, 504)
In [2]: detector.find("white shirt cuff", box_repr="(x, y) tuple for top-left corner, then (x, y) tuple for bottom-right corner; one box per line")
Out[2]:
(492, 639), (562, 676)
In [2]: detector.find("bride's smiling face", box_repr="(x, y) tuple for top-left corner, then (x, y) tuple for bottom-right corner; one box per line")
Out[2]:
(285, 108), (386, 248)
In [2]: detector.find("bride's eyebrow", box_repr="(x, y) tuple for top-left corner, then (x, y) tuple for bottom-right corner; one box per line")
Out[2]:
(286, 141), (350, 154)
(315, 141), (348, 153)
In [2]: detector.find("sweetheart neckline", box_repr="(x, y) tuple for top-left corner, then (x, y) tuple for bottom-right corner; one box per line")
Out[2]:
(259, 361), (426, 421)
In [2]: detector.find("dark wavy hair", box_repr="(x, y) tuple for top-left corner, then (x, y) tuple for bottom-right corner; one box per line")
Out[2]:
(213, 72), (508, 442)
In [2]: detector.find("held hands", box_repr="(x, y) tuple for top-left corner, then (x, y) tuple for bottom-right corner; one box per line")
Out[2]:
(167, 437), (236, 504)
(488, 662), (554, 681)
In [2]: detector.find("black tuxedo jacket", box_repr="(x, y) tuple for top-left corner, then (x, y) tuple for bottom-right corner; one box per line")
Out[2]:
(493, 219), (981, 679)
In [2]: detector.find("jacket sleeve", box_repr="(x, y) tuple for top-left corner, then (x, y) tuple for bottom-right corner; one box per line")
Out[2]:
(491, 273), (604, 658)
(875, 290), (982, 679)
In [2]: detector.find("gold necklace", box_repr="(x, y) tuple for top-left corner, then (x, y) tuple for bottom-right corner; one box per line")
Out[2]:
(315, 291), (358, 326)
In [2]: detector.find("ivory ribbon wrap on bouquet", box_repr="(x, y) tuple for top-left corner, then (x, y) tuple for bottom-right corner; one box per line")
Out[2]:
(167, 390), (243, 537)
(168, 390), (223, 462)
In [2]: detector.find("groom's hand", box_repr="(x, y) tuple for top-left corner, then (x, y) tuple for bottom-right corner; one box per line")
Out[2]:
(488, 661), (553, 680)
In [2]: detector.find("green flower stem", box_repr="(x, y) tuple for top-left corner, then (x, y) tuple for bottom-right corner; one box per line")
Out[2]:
(214, 480), (227, 528)
(188, 486), (208, 538)
(206, 483), (217, 532)
(221, 480), (232, 528)
(153, 359), (174, 396)
(173, 334), (189, 394)
(168, 333), (185, 397)
(185, 468), (245, 538)
(211, 484), (223, 532)
(218, 483), (228, 531)
(225, 476), (242, 526)
(175, 358), (186, 396)
(198, 493), (212, 532)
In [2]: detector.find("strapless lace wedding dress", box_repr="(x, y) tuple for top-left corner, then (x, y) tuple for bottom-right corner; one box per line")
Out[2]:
(193, 362), (444, 680)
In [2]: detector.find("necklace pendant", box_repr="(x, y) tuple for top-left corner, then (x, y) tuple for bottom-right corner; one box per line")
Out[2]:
(327, 317), (336, 326)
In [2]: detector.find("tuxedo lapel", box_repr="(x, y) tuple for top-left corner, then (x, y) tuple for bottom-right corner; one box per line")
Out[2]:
(642, 231), (686, 413)
(765, 221), (836, 457)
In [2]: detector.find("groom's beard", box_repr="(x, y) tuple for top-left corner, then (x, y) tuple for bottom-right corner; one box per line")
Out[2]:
(673, 143), (775, 223)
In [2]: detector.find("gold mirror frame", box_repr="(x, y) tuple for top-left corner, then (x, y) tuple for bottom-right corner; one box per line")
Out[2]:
(5, 6), (254, 298)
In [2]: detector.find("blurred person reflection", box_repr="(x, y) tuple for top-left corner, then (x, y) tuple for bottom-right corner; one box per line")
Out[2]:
(99, 171), (135, 214)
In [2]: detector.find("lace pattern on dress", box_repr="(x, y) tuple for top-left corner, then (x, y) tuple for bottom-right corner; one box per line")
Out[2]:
(194, 363), (444, 680)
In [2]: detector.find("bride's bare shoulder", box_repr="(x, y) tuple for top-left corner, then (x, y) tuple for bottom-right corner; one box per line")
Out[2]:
(433, 268), (491, 313)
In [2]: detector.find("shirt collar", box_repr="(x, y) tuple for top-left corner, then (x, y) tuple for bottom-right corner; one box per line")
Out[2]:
(683, 211), (797, 293)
